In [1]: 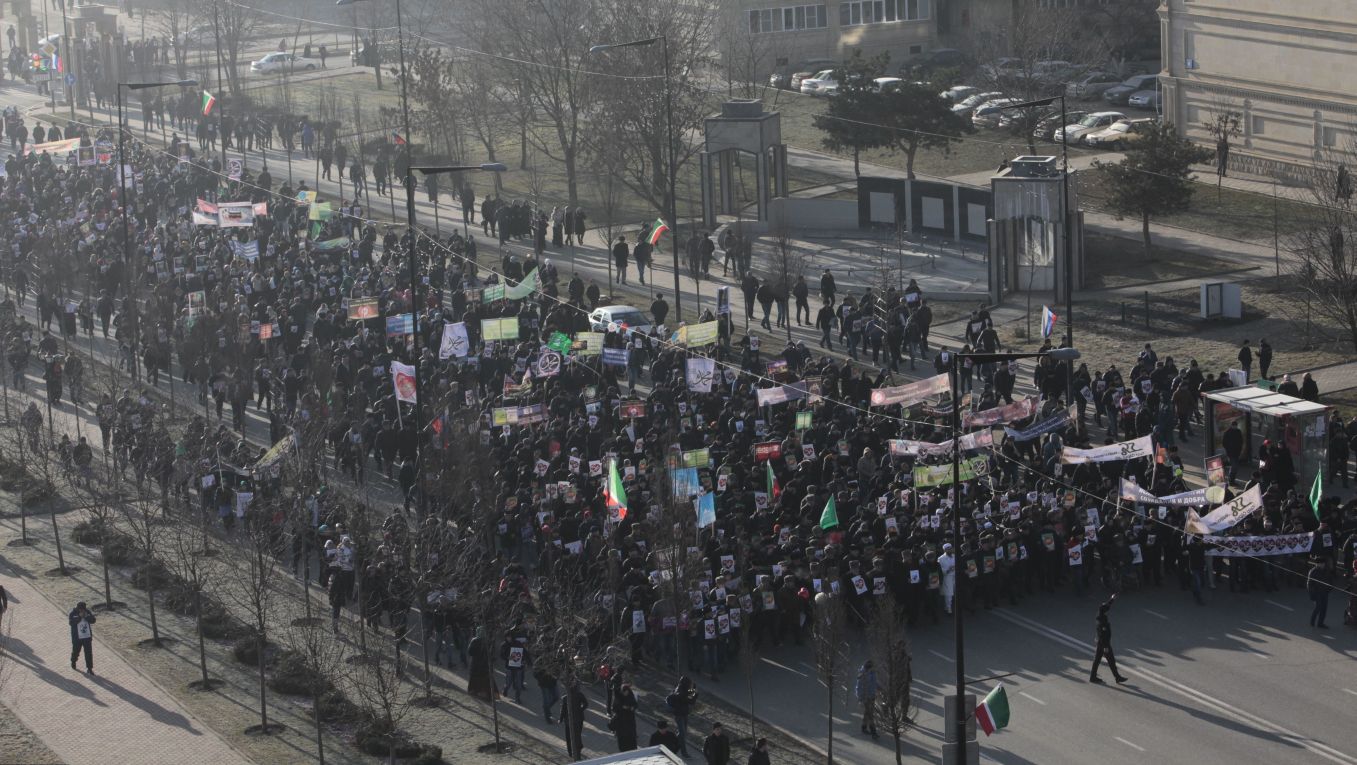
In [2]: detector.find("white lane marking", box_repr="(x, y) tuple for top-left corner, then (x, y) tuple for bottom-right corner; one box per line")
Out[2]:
(1265, 599), (1295, 612)
(759, 657), (811, 678)
(992, 609), (1357, 765)
(1142, 609), (1169, 620)
(1343, 689), (1357, 697)
(927, 649), (957, 664)
(1018, 691), (1046, 706)
(1115, 737), (1146, 752)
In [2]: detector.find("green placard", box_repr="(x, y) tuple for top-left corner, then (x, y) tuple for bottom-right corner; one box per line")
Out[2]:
(795, 411), (812, 430)
(547, 332), (572, 354)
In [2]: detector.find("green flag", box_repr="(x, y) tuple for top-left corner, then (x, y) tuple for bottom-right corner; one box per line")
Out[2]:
(547, 332), (572, 354)
(1308, 469), (1323, 521)
(819, 494), (839, 530)
(605, 459), (628, 521)
(766, 461), (780, 502)
(975, 683), (1010, 735)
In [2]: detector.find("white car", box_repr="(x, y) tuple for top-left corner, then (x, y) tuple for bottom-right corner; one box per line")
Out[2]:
(940, 85), (979, 103)
(250, 52), (320, 74)
(799, 69), (838, 96)
(1053, 111), (1125, 145)
(872, 76), (904, 93)
(1127, 89), (1161, 110)
(588, 305), (653, 336)
(951, 91), (1005, 116)
(971, 98), (1024, 128)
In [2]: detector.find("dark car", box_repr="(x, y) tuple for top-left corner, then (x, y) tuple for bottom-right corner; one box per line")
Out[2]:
(1103, 74), (1158, 106)
(903, 47), (969, 76)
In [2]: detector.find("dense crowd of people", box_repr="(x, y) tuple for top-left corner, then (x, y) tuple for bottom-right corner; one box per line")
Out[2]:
(2, 98), (1356, 765)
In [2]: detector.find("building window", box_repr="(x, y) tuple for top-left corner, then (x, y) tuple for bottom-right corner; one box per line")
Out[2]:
(1251, 116), (1265, 136)
(1324, 126), (1341, 148)
(909, 44), (923, 55)
(839, 0), (929, 26)
(751, 4), (827, 33)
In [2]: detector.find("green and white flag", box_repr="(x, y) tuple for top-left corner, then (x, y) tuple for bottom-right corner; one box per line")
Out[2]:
(1308, 469), (1323, 521)
(975, 683), (1010, 736)
(819, 495), (839, 530)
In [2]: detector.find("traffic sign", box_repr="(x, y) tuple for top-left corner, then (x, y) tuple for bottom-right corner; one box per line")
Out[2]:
(65, 73), (75, 86)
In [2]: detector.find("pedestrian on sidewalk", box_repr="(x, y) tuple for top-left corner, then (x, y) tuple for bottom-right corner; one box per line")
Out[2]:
(1308, 557), (1333, 629)
(1088, 594), (1127, 684)
(855, 660), (879, 737)
(69, 601), (96, 674)
(1238, 339), (1252, 379)
(1258, 338), (1273, 380)
(702, 722), (731, 765)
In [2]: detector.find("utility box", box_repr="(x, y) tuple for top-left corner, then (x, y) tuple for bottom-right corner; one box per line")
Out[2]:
(1200, 282), (1242, 319)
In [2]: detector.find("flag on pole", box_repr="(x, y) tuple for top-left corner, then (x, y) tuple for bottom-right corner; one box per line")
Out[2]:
(765, 462), (780, 503)
(201, 91), (217, 116)
(647, 218), (670, 246)
(605, 459), (629, 521)
(391, 131), (407, 145)
(819, 495), (839, 530)
(1041, 305), (1057, 338)
(1308, 469), (1323, 521)
(975, 683), (1010, 736)
(391, 361), (417, 403)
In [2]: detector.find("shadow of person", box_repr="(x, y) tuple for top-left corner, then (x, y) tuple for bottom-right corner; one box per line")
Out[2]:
(0, 636), (108, 707)
(89, 674), (203, 734)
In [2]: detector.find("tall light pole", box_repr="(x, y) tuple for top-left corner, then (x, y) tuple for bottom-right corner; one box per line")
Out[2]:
(589, 36), (681, 321)
(117, 79), (197, 382)
(944, 347), (1078, 765)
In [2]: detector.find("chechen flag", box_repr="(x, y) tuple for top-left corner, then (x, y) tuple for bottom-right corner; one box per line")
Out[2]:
(201, 90), (217, 116)
(647, 218), (670, 246)
(1041, 305), (1057, 338)
(605, 458), (628, 521)
(391, 361), (417, 403)
(391, 131), (407, 146)
(765, 461), (780, 503)
(975, 683), (1010, 736)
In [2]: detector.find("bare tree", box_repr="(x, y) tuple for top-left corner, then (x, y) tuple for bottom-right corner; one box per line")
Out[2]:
(812, 591), (847, 765)
(153, 0), (196, 80)
(282, 603), (349, 765)
(206, 0), (262, 97)
(120, 491), (168, 647)
(223, 504), (286, 734)
(1288, 144), (1357, 351)
(866, 593), (915, 765)
(349, 638), (420, 765)
(163, 510), (223, 690)
(1202, 99), (1243, 198)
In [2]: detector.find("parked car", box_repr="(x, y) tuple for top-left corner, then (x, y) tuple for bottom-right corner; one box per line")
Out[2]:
(799, 69), (838, 96)
(1033, 60), (1074, 84)
(982, 57), (1023, 80)
(1127, 88), (1161, 110)
(1066, 71), (1122, 100)
(872, 76), (904, 93)
(1032, 110), (1088, 141)
(939, 85), (979, 103)
(1053, 111), (1126, 144)
(971, 98), (1025, 128)
(951, 91), (1005, 116)
(1083, 117), (1157, 149)
(588, 306), (653, 336)
(251, 52), (319, 74)
(1104, 73), (1158, 105)
(786, 59), (838, 91)
(904, 47), (969, 76)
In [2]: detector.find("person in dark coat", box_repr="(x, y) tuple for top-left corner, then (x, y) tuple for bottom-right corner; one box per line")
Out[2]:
(1088, 595), (1127, 684)
(69, 601), (96, 674)
(612, 236), (630, 285)
(748, 737), (771, 765)
(648, 719), (681, 752)
(467, 626), (493, 700)
(1308, 557), (1334, 628)
(611, 681), (639, 751)
(703, 722), (732, 765)
(562, 681), (588, 760)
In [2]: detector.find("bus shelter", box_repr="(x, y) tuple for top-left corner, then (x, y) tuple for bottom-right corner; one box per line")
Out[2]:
(1203, 386), (1330, 487)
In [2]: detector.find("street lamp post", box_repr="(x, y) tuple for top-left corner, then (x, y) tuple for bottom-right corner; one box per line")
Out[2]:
(590, 36), (681, 321)
(945, 347), (1078, 765)
(117, 79), (197, 382)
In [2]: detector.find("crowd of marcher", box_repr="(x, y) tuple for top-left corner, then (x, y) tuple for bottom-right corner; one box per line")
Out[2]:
(2, 98), (1356, 765)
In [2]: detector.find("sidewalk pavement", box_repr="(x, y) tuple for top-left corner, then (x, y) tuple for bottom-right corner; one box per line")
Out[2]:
(0, 568), (249, 765)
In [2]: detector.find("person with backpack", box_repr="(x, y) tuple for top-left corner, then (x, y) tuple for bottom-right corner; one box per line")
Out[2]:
(69, 601), (96, 674)
(665, 676), (698, 756)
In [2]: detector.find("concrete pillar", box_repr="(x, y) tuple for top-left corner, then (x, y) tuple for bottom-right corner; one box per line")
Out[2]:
(952, 183), (962, 242)
(700, 151), (715, 229)
(773, 144), (788, 197)
(756, 149), (769, 221)
(719, 150), (734, 216)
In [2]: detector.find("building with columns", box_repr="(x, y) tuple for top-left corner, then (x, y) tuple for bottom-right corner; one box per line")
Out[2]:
(1159, 0), (1357, 180)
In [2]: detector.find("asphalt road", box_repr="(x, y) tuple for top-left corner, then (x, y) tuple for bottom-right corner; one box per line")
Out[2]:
(694, 581), (1357, 765)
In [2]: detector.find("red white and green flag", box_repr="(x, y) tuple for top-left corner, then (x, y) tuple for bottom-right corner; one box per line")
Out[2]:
(647, 218), (670, 246)
(765, 461), (780, 503)
(605, 458), (628, 521)
(201, 90), (217, 116)
(975, 683), (1010, 736)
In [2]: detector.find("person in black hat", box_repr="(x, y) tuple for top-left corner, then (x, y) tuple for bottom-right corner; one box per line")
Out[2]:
(648, 718), (681, 752)
(69, 601), (96, 674)
(1308, 557), (1334, 629)
(1089, 594), (1126, 684)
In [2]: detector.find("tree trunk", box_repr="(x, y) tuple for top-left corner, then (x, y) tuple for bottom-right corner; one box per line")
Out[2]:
(257, 630), (269, 730)
(905, 146), (917, 180)
(51, 504), (66, 574)
(312, 680), (326, 765)
(564, 145), (579, 209)
(893, 729), (902, 765)
(194, 588), (210, 686)
(148, 578), (161, 646)
(853, 148), (860, 178)
(1141, 212), (1153, 256)
(100, 533), (113, 609)
(826, 672), (834, 765)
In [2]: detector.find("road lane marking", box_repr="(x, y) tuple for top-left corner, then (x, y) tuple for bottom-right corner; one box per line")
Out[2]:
(992, 609), (1357, 765)
(1265, 599), (1295, 612)
(1115, 737), (1146, 752)
(1142, 609), (1168, 620)
(759, 657), (811, 678)
(1018, 691), (1046, 706)
(927, 649), (956, 663)
(1344, 689), (1357, 697)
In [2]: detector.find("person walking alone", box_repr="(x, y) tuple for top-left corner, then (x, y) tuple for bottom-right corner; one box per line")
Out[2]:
(1308, 557), (1334, 629)
(69, 601), (96, 674)
(855, 660), (879, 738)
(1089, 594), (1127, 684)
